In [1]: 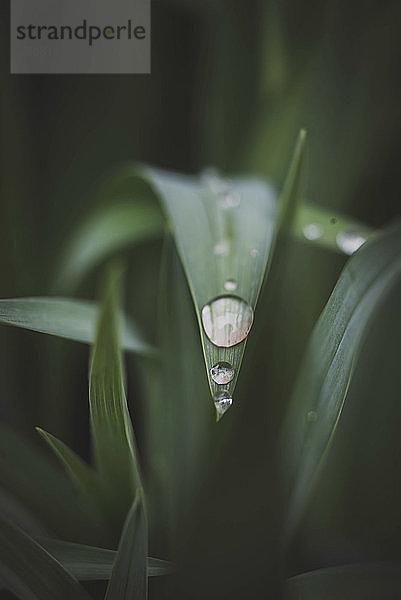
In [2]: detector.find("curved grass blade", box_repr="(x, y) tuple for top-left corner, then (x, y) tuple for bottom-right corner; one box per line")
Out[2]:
(285, 562), (401, 599)
(54, 189), (163, 292)
(105, 497), (147, 599)
(38, 538), (172, 581)
(0, 513), (91, 600)
(292, 203), (373, 255)
(137, 165), (277, 417)
(35, 428), (103, 510)
(89, 266), (144, 525)
(0, 424), (99, 542)
(281, 222), (401, 540)
(0, 297), (154, 357)
(277, 129), (307, 234)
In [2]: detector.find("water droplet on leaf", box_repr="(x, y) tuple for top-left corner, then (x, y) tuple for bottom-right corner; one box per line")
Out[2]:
(210, 361), (235, 385)
(250, 248), (259, 257)
(306, 410), (318, 423)
(201, 295), (254, 347)
(336, 230), (366, 255)
(224, 278), (237, 292)
(219, 191), (241, 209)
(303, 223), (323, 240)
(213, 240), (230, 257)
(214, 390), (232, 418)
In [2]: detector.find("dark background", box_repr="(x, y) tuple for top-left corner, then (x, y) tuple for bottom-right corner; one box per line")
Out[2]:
(0, 1), (401, 598)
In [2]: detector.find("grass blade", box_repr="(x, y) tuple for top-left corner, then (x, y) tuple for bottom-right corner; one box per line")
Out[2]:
(38, 538), (172, 580)
(0, 297), (153, 356)
(0, 424), (99, 542)
(285, 562), (401, 598)
(277, 129), (307, 234)
(105, 497), (147, 599)
(281, 222), (401, 539)
(54, 175), (163, 291)
(35, 428), (103, 509)
(0, 513), (91, 600)
(138, 165), (277, 417)
(89, 266), (143, 525)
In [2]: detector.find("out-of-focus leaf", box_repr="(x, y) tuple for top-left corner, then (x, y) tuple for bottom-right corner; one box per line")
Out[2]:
(35, 428), (103, 512)
(54, 182), (163, 291)
(0, 424), (98, 542)
(39, 538), (172, 580)
(105, 497), (147, 599)
(0, 297), (154, 356)
(89, 266), (143, 524)
(281, 222), (401, 539)
(0, 513), (91, 600)
(137, 165), (277, 417)
(285, 562), (401, 599)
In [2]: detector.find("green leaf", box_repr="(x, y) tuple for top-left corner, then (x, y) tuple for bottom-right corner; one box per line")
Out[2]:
(0, 297), (154, 357)
(38, 538), (172, 580)
(277, 129), (307, 234)
(105, 497), (147, 599)
(292, 203), (373, 255)
(54, 175), (163, 291)
(285, 563), (401, 599)
(0, 424), (99, 542)
(137, 165), (277, 417)
(281, 222), (401, 539)
(35, 428), (103, 510)
(0, 513), (91, 600)
(89, 266), (143, 523)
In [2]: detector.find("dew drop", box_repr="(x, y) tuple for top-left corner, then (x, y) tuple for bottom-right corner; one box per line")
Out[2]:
(250, 248), (259, 257)
(210, 361), (235, 385)
(336, 230), (366, 255)
(202, 171), (229, 195)
(213, 240), (230, 257)
(330, 217), (337, 224)
(306, 410), (318, 423)
(201, 295), (254, 347)
(303, 223), (323, 240)
(214, 390), (232, 418)
(224, 278), (237, 292)
(219, 191), (241, 209)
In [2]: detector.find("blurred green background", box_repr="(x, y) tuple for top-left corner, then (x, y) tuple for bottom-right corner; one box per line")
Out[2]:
(0, 0), (401, 598)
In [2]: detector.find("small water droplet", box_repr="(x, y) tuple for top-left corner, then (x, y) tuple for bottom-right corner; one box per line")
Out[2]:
(201, 169), (229, 195)
(213, 240), (230, 257)
(303, 223), (323, 240)
(210, 361), (235, 385)
(201, 295), (254, 347)
(306, 410), (318, 423)
(250, 248), (259, 257)
(330, 217), (337, 224)
(214, 390), (232, 418)
(219, 191), (241, 209)
(224, 278), (237, 292)
(336, 230), (366, 255)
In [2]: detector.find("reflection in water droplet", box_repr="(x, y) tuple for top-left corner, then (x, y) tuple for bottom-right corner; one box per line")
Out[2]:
(210, 361), (235, 385)
(250, 248), (259, 257)
(307, 410), (318, 423)
(224, 278), (237, 292)
(213, 240), (230, 257)
(219, 191), (241, 209)
(303, 223), (323, 240)
(201, 295), (254, 347)
(214, 391), (232, 418)
(336, 231), (366, 255)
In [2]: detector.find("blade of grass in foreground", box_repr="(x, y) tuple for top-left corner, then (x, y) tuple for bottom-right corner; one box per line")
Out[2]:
(137, 165), (277, 418)
(39, 538), (172, 580)
(105, 497), (147, 599)
(0, 297), (153, 356)
(0, 513), (91, 600)
(281, 222), (401, 540)
(89, 265), (144, 527)
(285, 562), (401, 599)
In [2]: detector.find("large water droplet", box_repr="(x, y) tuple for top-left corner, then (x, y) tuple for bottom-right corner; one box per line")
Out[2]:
(336, 230), (366, 255)
(201, 295), (254, 347)
(224, 278), (237, 292)
(210, 361), (235, 385)
(303, 223), (323, 240)
(214, 391), (232, 418)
